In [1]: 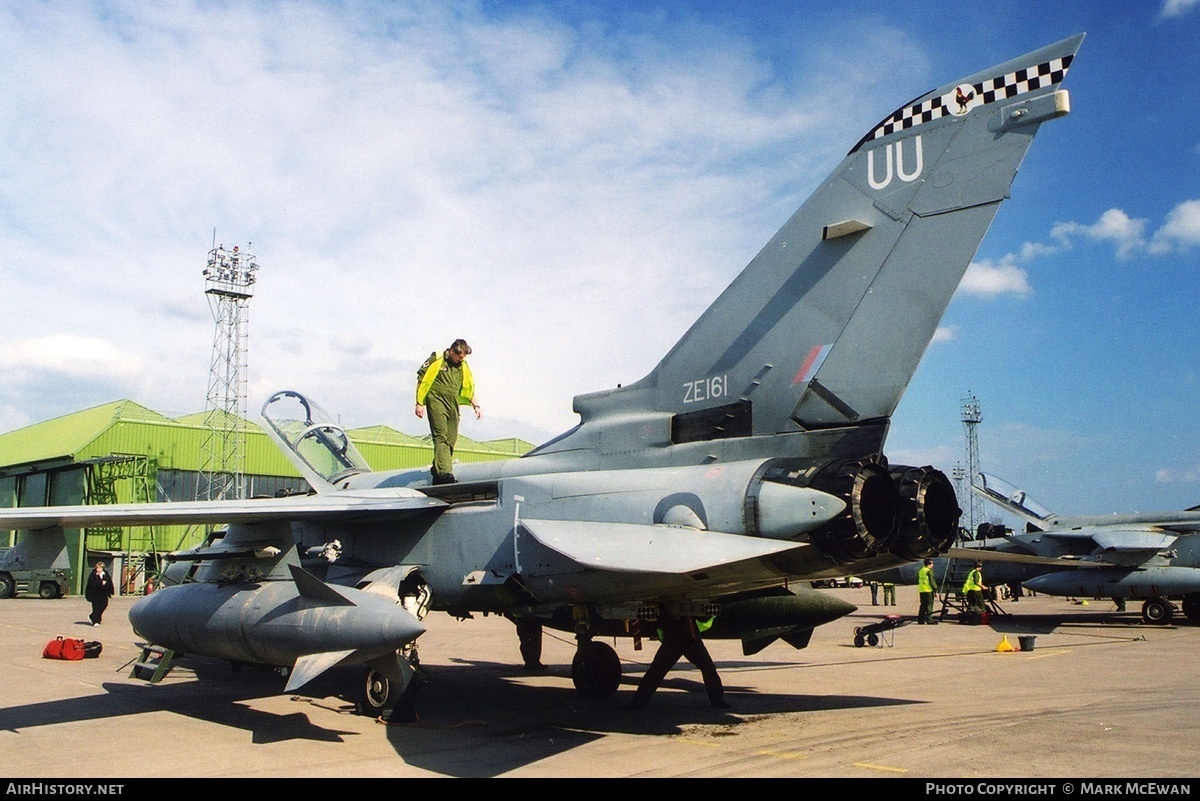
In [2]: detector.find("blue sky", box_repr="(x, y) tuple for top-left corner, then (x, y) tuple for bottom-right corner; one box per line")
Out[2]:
(1, 1), (1197, 521)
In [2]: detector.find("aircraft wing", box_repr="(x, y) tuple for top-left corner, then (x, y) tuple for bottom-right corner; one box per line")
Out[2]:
(1040, 526), (1179, 554)
(523, 519), (801, 574)
(517, 519), (808, 602)
(946, 546), (1107, 569)
(0, 489), (446, 530)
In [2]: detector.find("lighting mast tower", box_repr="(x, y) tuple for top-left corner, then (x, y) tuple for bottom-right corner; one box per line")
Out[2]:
(961, 393), (983, 537)
(198, 242), (259, 503)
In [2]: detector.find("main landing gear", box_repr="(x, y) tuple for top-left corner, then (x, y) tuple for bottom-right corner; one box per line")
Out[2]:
(571, 638), (621, 698)
(1141, 596), (1176, 625)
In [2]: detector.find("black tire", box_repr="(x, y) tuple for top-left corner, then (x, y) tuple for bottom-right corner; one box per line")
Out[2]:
(1182, 594), (1200, 622)
(571, 640), (622, 698)
(38, 581), (60, 600)
(854, 635), (865, 648)
(0, 573), (13, 599)
(1142, 597), (1174, 625)
(357, 668), (393, 715)
(866, 632), (880, 647)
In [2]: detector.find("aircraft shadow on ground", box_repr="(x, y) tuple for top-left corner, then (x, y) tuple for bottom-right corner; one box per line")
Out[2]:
(3, 657), (357, 745)
(366, 657), (920, 778)
(3, 652), (916, 777)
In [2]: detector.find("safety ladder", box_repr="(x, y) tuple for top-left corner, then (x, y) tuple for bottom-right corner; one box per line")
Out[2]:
(130, 644), (176, 683)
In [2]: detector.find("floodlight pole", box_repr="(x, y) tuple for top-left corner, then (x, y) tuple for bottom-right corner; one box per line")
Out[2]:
(198, 243), (259, 503)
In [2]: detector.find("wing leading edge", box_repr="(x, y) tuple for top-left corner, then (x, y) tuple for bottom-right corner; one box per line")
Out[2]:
(0, 489), (445, 531)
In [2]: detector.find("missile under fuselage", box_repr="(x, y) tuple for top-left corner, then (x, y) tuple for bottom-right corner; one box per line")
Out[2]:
(703, 587), (858, 638)
(129, 569), (424, 673)
(1024, 566), (1200, 600)
(552, 585), (857, 645)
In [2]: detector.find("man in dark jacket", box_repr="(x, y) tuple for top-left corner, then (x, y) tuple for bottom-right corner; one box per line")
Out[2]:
(85, 561), (115, 626)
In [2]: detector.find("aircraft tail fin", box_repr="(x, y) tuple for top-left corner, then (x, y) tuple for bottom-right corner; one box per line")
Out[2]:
(548, 34), (1083, 456)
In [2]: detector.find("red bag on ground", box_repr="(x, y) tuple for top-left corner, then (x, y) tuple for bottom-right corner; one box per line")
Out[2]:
(42, 636), (86, 660)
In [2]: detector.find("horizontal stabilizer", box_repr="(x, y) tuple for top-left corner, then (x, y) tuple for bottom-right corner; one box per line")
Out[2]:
(290, 564), (357, 607)
(521, 519), (801, 575)
(286, 649), (356, 692)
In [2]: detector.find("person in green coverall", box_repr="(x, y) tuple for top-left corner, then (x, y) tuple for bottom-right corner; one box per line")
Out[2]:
(415, 338), (481, 484)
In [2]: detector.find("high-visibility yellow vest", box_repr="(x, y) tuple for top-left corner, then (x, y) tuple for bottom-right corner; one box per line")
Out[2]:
(416, 354), (475, 406)
(918, 566), (936, 592)
(962, 568), (983, 593)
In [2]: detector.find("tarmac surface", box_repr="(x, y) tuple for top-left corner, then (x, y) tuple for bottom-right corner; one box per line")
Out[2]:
(2, 585), (1198, 779)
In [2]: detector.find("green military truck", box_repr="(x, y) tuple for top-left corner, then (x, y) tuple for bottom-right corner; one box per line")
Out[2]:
(0, 548), (68, 599)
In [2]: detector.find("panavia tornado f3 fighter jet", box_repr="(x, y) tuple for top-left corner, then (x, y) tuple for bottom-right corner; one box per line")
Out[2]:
(0, 34), (1084, 716)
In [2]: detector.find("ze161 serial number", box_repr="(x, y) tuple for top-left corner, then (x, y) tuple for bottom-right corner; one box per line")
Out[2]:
(683, 375), (728, 404)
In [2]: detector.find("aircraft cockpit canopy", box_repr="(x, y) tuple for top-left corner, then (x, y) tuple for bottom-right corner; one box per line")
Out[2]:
(262, 390), (372, 485)
(974, 472), (1054, 521)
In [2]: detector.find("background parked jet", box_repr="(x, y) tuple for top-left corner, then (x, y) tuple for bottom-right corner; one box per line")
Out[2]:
(0, 35), (1084, 714)
(874, 472), (1200, 625)
(971, 473), (1200, 624)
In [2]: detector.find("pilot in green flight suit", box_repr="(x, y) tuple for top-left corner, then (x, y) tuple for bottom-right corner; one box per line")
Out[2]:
(415, 339), (480, 484)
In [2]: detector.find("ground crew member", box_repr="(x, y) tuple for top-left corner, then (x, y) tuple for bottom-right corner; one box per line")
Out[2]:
(626, 614), (729, 711)
(882, 581), (896, 605)
(963, 560), (987, 614)
(511, 615), (545, 671)
(415, 339), (481, 484)
(917, 558), (938, 624)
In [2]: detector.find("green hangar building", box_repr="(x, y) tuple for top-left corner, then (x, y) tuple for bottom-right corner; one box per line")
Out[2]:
(0, 400), (531, 597)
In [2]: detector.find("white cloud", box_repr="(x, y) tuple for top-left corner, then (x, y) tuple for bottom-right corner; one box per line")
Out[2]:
(1161, 0), (1200, 18)
(0, 335), (143, 379)
(1051, 208), (1147, 260)
(931, 325), (958, 344)
(0, 2), (918, 442)
(983, 201), (1200, 278)
(960, 259), (1031, 298)
(1156, 466), (1200, 483)
(1149, 199), (1200, 254)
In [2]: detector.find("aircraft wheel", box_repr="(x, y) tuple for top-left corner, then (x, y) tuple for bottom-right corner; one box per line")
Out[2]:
(357, 668), (393, 716)
(1142, 597), (1174, 625)
(38, 581), (61, 599)
(866, 632), (880, 647)
(1182, 594), (1200, 621)
(854, 635), (865, 648)
(571, 641), (621, 698)
(0, 573), (14, 599)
